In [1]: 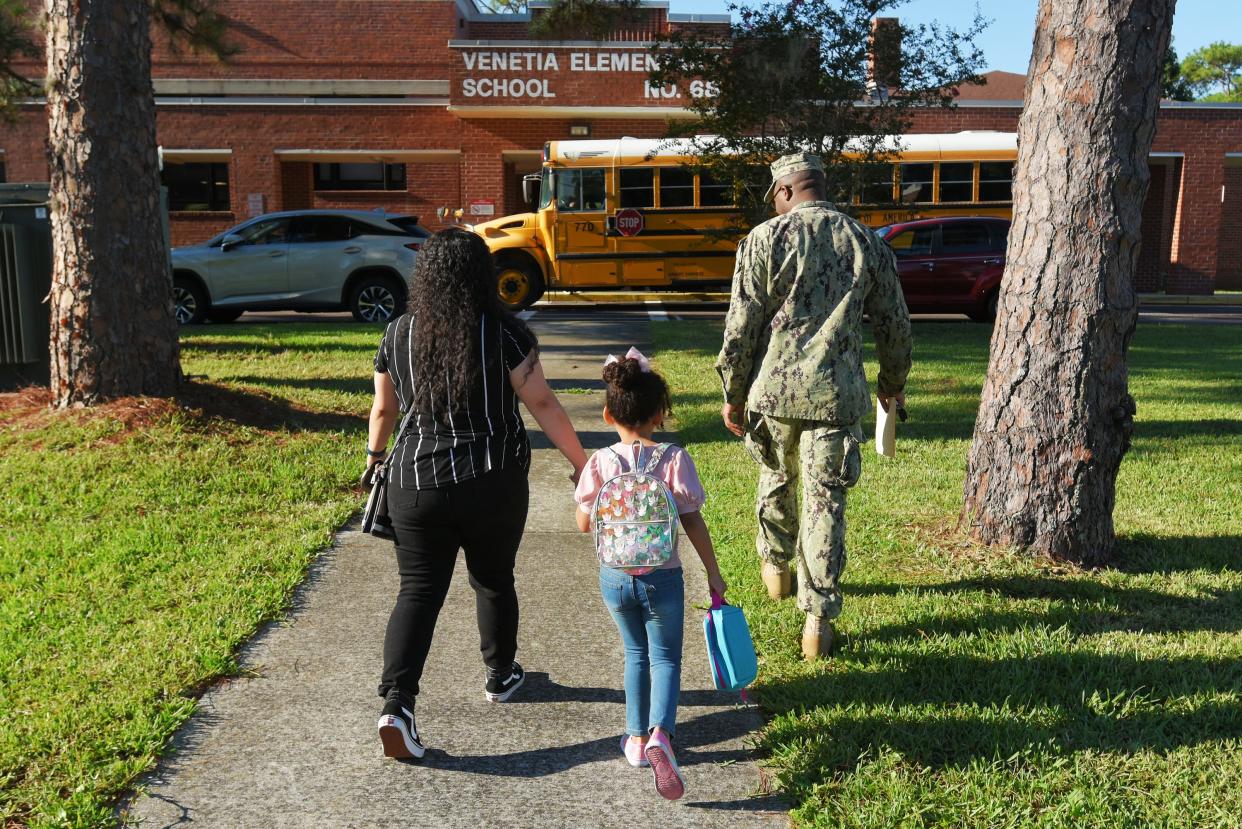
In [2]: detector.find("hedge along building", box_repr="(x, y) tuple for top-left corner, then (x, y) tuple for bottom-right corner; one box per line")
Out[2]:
(1, 1), (1239, 293)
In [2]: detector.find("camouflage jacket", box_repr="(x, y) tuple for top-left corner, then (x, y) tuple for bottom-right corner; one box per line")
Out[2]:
(716, 201), (912, 424)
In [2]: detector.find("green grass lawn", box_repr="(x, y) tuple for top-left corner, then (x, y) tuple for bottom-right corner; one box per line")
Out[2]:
(653, 321), (1242, 828)
(0, 324), (381, 828)
(2, 318), (1238, 828)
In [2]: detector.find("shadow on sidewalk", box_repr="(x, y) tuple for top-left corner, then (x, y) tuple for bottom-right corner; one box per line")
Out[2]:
(403, 706), (757, 777)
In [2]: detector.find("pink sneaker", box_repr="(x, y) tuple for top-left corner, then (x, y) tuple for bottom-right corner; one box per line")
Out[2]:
(621, 735), (649, 768)
(644, 729), (685, 800)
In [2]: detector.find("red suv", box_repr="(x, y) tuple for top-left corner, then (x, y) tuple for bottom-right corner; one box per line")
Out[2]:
(876, 216), (1009, 322)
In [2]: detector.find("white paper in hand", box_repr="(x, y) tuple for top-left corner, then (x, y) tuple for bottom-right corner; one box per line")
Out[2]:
(875, 397), (897, 457)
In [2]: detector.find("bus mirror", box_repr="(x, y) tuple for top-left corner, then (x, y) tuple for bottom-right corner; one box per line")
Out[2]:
(522, 174), (541, 210)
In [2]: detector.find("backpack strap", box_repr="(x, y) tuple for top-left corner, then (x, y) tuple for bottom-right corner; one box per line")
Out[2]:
(606, 444), (632, 472)
(607, 441), (677, 475)
(642, 442), (675, 474)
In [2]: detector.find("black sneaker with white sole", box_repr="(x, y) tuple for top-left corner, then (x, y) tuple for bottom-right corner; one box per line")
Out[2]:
(484, 661), (525, 702)
(377, 689), (425, 759)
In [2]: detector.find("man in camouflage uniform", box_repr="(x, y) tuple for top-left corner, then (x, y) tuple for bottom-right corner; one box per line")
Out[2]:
(716, 152), (912, 660)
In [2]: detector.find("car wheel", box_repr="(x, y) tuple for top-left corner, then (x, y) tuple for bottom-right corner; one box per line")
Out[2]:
(495, 259), (545, 311)
(350, 275), (403, 323)
(208, 308), (245, 324)
(173, 276), (208, 325)
(969, 291), (1000, 324)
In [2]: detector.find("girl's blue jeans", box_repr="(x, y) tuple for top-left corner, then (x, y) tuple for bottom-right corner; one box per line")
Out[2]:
(598, 566), (684, 738)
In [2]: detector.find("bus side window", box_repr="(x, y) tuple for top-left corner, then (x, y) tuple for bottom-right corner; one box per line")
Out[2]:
(979, 162), (1014, 202)
(938, 162), (974, 203)
(620, 168), (655, 208)
(898, 163), (934, 204)
(860, 163), (896, 204)
(659, 168), (695, 208)
(557, 168), (606, 212)
(699, 170), (733, 207)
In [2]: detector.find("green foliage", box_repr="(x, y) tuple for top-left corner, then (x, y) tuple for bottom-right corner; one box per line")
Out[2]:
(148, 0), (238, 58)
(0, 0), (236, 119)
(648, 0), (987, 228)
(1179, 41), (1242, 102)
(528, 0), (644, 41)
(0, 0), (38, 119)
(654, 320), (1242, 827)
(474, 0), (529, 11)
(1161, 46), (1193, 101)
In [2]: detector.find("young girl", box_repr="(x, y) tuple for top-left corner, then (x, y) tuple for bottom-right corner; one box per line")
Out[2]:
(573, 348), (728, 801)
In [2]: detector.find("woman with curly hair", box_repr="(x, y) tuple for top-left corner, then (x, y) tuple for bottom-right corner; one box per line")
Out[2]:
(365, 227), (587, 759)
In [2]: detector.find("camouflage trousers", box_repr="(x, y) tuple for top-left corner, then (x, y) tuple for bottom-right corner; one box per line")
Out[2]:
(744, 414), (863, 619)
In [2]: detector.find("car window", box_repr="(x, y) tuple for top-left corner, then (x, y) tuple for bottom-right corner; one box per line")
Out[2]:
(556, 168), (606, 212)
(385, 217), (430, 237)
(234, 217), (290, 246)
(988, 222), (1010, 253)
(886, 226), (936, 257)
(289, 216), (353, 244)
(940, 223), (992, 254)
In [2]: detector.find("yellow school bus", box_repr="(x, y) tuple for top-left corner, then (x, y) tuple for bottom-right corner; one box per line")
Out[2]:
(472, 132), (1018, 309)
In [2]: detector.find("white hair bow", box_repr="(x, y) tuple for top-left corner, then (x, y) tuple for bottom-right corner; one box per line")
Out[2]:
(604, 347), (652, 372)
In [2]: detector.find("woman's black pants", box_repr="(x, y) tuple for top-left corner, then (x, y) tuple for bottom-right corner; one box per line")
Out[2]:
(378, 465), (529, 698)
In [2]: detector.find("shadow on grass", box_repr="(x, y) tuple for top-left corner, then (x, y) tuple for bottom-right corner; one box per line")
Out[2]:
(179, 380), (364, 432)
(763, 650), (1242, 777)
(221, 375), (373, 397)
(760, 533), (1242, 785)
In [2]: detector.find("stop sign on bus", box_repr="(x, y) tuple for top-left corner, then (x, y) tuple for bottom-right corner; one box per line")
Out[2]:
(615, 208), (644, 237)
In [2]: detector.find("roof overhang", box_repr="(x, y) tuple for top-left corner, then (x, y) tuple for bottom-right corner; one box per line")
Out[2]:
(448, 105), (696, 120)
(273, 149), (461, 163)
(160, 148), (233, 162)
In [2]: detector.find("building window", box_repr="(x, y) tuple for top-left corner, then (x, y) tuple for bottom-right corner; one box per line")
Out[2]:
(313, 162), (406, 191)
(659, 168), (694, 208)
(937, 162), (974, 203)
(698, 170), (733, 207)
(161, 161), (230, 211)
(619, 168), (655, 208)
(0, 157), (6, 183)
(979, 162), (1014, 202)
(898, 163), (934, 204)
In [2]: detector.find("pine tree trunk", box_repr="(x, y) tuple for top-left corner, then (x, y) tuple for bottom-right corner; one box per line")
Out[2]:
(960, 0), (1174, 566)
(45, 0), (180, 407)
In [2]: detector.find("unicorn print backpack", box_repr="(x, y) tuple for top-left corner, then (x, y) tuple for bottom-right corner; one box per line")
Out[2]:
(591, 442), (679, 575)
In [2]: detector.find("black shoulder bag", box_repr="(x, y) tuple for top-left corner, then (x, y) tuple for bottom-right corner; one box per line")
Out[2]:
(361, 406), (417, 541)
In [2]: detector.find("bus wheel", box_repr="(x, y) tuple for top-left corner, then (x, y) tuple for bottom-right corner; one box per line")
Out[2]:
(496, 260), (544, 310)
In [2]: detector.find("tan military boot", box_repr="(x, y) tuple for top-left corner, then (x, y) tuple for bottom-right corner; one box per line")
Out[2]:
(801, 614), (835, 661)
(761, 562), (792, 600)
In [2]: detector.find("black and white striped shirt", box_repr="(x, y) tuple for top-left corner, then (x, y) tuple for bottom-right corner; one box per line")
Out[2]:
(374, 312), (536, 490)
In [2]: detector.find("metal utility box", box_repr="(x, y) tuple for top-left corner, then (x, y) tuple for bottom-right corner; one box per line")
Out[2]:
(0, 184), (52, 390)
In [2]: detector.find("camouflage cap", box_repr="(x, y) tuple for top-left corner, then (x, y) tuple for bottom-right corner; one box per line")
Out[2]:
(763, 152), (825, 202)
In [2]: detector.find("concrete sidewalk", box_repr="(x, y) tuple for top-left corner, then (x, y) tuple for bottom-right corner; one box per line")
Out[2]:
(122, 315), (784, 828)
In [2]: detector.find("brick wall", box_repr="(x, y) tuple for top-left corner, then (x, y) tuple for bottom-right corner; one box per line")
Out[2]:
(1219, 165), (1242, 291)
(1152, 109), (1240, 294)
(4, 1), (1238, 290)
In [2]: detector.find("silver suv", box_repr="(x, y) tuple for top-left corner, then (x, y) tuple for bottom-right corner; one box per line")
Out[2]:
(171, 210), (427, 324)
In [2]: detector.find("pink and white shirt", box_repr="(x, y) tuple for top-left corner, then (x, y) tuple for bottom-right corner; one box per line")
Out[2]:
(574, 442), (708, 571)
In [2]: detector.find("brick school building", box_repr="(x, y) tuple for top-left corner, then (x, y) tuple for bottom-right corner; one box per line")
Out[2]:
(2, 0), (1239, 292)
